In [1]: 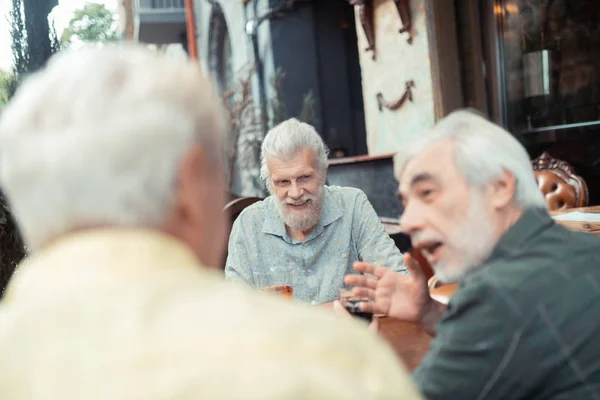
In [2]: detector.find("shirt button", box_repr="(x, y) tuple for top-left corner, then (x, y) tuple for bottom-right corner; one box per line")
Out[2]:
(311, 301), (316, 305)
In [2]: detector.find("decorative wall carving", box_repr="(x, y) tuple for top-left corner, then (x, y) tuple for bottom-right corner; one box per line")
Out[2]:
(348, 0), (376, 60)
(376, 80), (415, 112)
(393, 0), (413, 44)
(347, 0), (414, 59)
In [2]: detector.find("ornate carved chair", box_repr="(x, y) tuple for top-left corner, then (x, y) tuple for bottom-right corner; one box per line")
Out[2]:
(532, 152), (589, 211)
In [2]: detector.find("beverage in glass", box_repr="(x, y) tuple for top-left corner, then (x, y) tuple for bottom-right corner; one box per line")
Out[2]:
(252, 266), (293, 299)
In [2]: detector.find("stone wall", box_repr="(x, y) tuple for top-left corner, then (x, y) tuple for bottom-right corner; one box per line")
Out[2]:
(354, 0), (435, 155)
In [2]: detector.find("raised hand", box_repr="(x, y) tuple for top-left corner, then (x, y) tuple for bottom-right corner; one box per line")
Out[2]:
(344, 251), (433, 323)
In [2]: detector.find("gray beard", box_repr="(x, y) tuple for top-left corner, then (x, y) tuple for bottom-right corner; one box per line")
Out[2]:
(434, 190), (498, 283)
(276, 186), (325, 233)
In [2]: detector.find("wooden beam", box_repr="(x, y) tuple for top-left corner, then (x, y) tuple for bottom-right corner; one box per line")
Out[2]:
(424, 0), (464, 121)
(184, 0), (198, 61)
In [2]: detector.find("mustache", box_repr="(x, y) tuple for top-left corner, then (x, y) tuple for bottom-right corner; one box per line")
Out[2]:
(283, 194), (316, 206)
(410, 232), (445, 248)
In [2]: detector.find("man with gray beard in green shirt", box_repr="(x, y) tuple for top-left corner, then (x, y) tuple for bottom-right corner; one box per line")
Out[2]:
(344, 110), (600, 399)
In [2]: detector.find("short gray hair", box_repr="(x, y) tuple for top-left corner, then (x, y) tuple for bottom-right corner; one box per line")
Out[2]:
(0, 44), (227, 250)
(395, 109), (547, 211)
(259, 118), (329, 185)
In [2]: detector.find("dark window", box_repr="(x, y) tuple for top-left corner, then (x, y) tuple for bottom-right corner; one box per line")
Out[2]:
(495, 0), (600, 136)
(208, 5), (235, 101)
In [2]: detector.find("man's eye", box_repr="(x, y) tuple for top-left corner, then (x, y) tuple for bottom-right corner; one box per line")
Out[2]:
(420, 189), (434, 200)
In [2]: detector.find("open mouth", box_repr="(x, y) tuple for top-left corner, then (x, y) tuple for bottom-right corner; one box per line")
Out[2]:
(419, 241), (443, 260)
(287, 199), (311, 209)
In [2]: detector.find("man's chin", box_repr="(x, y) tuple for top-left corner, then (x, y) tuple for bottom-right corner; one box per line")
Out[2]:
(432, 263), (461, 285)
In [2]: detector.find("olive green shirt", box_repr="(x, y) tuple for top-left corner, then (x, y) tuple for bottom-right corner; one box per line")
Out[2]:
(414, 208), (600, 400)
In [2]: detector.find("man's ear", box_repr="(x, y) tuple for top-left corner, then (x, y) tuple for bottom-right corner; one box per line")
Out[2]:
(490, 170), (517, 210)
(174, 145), (207, 221)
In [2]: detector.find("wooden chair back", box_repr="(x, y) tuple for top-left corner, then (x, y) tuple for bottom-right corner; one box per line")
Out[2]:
(221, 196), (263, 268)
(532, 152), (589, 211)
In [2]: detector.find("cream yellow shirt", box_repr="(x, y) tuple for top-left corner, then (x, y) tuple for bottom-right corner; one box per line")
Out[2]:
(0, 230), (421, 399)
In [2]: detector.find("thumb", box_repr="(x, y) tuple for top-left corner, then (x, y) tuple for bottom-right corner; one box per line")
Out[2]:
(368, 316), (379, 333)
(404, 251), (426, 278)
(333, 300), (352, 319)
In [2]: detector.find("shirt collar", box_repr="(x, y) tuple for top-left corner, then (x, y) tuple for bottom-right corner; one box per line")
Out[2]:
(262, 186), (343, 241)
(486, 207), (554, 264)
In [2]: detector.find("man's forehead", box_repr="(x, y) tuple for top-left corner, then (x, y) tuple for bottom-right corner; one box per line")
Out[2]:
(268, 150), (317, 177)
(398, 141), (455, 191)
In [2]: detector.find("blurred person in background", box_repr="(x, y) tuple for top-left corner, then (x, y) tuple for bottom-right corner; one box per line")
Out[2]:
(0, 45), (420, 399)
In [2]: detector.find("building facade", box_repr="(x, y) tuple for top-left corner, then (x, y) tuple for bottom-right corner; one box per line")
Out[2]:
(126, 0), (600, 202)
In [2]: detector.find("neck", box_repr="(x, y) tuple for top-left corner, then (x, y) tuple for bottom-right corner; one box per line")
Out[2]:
(286, 225), (314, 242)
(495, 205), (525, 240)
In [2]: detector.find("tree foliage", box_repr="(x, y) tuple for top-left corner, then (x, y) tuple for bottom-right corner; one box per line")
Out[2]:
(61, 3), (118, 46)
(0, 70), (10, 107)
(0, 191), (26, 298)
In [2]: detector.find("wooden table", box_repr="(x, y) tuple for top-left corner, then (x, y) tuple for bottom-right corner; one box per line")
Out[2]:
(378, 317), (431, 371)
(552, 205), (600, 236)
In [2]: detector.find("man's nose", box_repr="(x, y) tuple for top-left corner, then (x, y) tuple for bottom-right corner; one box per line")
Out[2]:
(288, 181), (303, 199)
(399, 201), (425, 236)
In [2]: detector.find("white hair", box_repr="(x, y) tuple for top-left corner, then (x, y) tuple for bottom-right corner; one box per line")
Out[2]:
(0, 44), (227, 250)
(395, 109), (547, 211)
(259, 118), (329, 190)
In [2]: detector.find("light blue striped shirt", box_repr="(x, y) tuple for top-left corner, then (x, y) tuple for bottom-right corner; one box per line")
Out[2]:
(225, 186), (406, 304)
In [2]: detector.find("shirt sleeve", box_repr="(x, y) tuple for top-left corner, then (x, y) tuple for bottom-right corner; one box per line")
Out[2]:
(224, 215), (255, 285)
(413, 279), (524, 400)
(353, 190), (407, 273)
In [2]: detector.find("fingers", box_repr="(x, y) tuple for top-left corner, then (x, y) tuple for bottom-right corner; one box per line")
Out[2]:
(344, 273), (378, 289)
(357, 300), (380, 315)
(351, 287), (376, 300)
(353, 261), (388, 279)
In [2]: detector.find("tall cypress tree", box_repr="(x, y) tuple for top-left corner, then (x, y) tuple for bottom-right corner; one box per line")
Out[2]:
(22, 0), (60, 73)
(6, 0), (60, 100)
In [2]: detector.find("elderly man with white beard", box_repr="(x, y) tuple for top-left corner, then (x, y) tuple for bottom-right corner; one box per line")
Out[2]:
(342, 110), (600, 400)
(225, 118), (406, 305)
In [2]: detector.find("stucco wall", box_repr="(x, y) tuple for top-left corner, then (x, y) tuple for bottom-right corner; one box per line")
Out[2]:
(355, 0), (435, 155)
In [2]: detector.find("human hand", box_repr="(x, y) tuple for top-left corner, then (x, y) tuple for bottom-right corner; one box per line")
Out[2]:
(343, 251), (434, 323)
(332, 300), (379, 332)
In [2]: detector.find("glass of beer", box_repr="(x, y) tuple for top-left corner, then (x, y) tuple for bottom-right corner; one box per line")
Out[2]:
(339, 288), (373, 323)
(252, 267), (293, 299)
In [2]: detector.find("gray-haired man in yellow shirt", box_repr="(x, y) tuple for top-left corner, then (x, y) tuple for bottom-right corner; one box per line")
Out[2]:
(0, 45), (420, 399)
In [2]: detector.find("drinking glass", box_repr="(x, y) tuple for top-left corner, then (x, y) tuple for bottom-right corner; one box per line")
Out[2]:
(339, 288), (373, 323)
(252, 266), (294, 299)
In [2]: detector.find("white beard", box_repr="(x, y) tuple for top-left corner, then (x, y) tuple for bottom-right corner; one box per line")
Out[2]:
(434, 190), (498, 283)
(276, 185), (325, 233)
